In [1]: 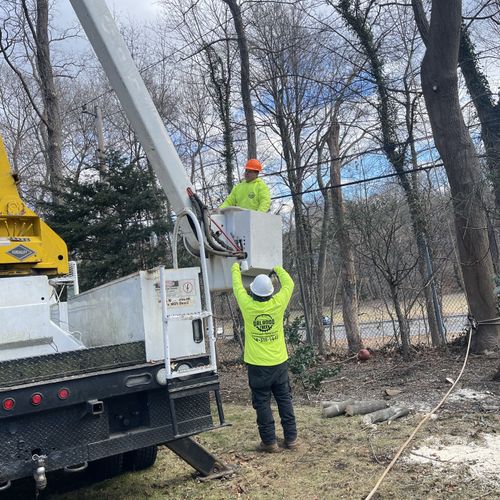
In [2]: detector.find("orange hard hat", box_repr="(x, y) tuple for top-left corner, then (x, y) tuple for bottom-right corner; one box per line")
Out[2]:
(245, 159), (263, 172)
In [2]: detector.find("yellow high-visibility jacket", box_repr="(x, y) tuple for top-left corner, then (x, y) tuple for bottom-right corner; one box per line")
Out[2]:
(231, 263), (294, 366)
(220, 178), (271, 212)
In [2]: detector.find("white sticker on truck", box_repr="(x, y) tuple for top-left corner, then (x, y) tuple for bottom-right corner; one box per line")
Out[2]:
(165, 279), (196, 307)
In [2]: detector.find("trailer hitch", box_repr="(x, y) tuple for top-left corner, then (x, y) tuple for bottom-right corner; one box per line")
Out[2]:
(32, 454), (48, 491)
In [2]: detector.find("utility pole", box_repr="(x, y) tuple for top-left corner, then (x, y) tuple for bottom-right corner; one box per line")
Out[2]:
(95, 105), (105, 169)
(82, 104), (106, 177)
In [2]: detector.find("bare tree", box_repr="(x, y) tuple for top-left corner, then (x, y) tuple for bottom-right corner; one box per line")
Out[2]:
(412, 0), (500, 271)
(0, 0), (63, 198)
(222, 0), (257, 158)
(204, 43), (236, 192)
(412, 0), (500, 214)
(251, 2), (337, 352)
(419, 0), (499, 352)
(350, 189), (421, 358)
(325, 107), (362, 352)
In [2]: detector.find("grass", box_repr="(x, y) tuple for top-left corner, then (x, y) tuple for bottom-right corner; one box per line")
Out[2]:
(48, 403), (498, 500)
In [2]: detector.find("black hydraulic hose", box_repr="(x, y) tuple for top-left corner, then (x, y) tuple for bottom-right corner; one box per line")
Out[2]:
(185, 190), (245, 258)
(189, 190), (235, 254)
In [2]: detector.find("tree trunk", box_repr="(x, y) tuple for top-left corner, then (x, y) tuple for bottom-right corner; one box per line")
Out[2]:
(420, 0), (499, 353)
(362, 406), (409, 424)
(223, 0), (257, 158)
(35, 0), (63, 197)
(345, 401), (388, 416)
(389, 281), (411, 358)
(326, 115), (362, 353)
(412, 0), (500, 271)
(204, 45), (235, 192)
(293, 203), (325, 353)
(458, 30), (500, 217)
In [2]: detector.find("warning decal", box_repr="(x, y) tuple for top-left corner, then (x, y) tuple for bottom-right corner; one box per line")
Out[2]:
(165, 279), (196, 308)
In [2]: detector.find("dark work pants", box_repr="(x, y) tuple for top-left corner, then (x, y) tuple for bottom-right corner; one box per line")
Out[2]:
(247, 361), (297, 445)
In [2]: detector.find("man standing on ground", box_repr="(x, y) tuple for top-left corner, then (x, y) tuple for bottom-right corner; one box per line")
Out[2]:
(220, 159), (271, 212)
(231, 262), (298, 452)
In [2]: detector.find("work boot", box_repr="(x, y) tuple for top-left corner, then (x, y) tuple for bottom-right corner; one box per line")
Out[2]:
(284, 438), (299, 450)
(255, 441), (280, 453)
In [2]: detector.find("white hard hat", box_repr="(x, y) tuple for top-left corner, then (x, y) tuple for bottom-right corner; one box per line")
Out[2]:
(250, 274), (274, 297)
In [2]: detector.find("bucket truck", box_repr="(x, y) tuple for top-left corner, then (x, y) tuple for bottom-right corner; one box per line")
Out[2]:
(0, 0), (282, 493)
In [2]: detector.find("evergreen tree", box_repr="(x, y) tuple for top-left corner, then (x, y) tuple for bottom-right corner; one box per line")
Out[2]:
(45, 152), (173, 291)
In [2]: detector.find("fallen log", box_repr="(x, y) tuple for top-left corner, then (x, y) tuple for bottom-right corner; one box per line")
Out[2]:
(345, 400), (388, 416)
(362, 406), (410, 424)
(322, 399), (355, 418)
(321, 400), (339, 409)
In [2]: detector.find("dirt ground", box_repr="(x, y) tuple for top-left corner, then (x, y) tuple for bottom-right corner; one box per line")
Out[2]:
(4, 346), (500, 499)
(219, 343), (500, 411)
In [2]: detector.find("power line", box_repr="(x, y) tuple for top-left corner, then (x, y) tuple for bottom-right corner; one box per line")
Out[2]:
(270, 162), (443, 200)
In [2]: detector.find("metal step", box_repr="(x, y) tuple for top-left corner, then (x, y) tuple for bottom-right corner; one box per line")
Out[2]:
(167, 375), (225, 438)
(166, 311), (212, 321)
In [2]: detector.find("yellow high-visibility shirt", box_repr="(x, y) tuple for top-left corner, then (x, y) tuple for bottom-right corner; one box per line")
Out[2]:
(220, 178), (271, 212)
(231, 263), (294, 366)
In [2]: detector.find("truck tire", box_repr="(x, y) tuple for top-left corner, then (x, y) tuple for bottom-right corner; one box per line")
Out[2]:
(89, 453), (124, 481)
(124, 445), (158, 471)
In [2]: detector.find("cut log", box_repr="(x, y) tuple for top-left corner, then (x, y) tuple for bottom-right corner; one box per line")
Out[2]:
(322, 399), (355, 418)
(362, 406), (410, 424)
(345, 400), (388, 416)
(321, 400), (340, 409)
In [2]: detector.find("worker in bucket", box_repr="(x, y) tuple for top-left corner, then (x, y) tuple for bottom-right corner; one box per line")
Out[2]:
(231, 262), (298, 452)
(220, 159), (271, 212)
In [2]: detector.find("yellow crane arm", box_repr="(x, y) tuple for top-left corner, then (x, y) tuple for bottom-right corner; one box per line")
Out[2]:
(0, 137), (68, 276)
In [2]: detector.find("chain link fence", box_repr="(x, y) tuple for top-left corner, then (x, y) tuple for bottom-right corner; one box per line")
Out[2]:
(212, 289), (470, 365)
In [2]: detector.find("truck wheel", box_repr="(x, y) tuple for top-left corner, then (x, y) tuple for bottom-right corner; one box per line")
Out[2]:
(89, 453), (124, 481)
(124, 445), (158, 471)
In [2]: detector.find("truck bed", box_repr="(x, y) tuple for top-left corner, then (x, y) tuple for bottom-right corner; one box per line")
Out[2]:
(0, 342), (146, 389)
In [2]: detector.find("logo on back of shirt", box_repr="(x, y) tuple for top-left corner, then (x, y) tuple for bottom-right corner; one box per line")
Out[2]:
(253, 314), (274, 332)
(248, 192), (255, 199)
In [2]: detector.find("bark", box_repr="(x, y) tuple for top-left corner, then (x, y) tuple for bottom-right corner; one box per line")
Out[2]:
(412, 0), (500, 214)
(420, 0), (499, 352)
(345, 400), (388, 416)
(458, 29), (500, 217)
(412, 0), (500, 273)
(204, 45), (235, 192)
(322, 399), (355, 418)
(389, 280), (411, 359)
(222, 0), (257, 158)
(338, 0), (443, 346)
(326, 115), (362, 353)
(362, 406), (409, 424)
(33, 0), (63, 196)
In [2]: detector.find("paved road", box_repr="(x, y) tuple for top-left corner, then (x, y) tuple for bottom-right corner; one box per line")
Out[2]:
(301, 313), (468, 344)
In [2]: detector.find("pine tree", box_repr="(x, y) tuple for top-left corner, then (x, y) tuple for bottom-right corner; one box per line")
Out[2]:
(45, 152), (173, 291)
